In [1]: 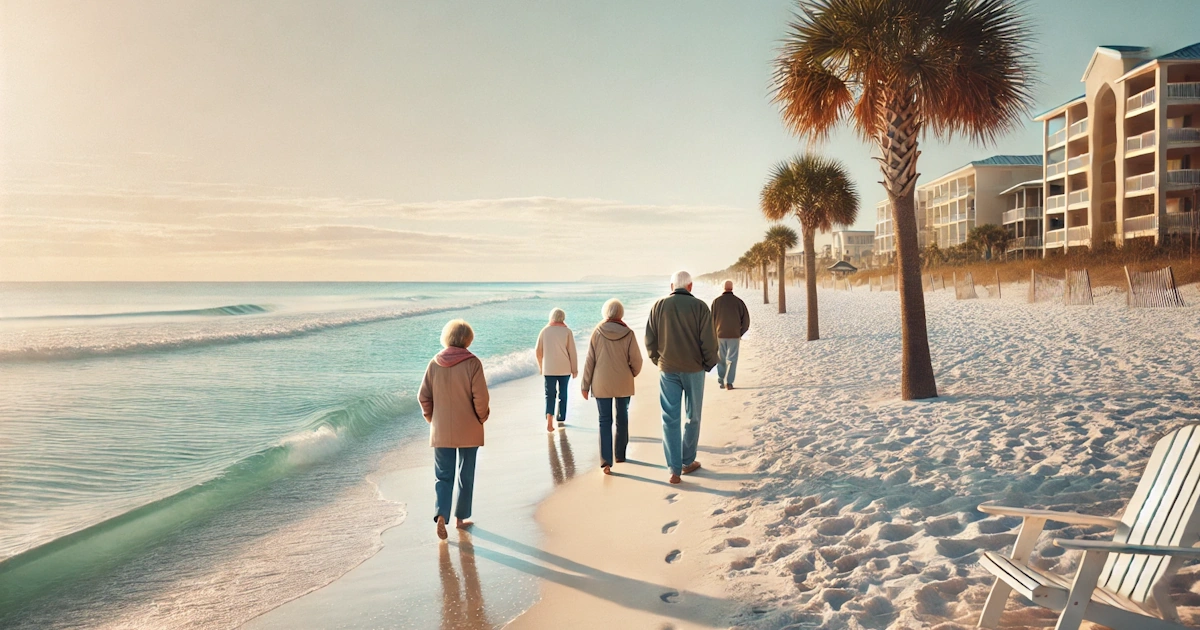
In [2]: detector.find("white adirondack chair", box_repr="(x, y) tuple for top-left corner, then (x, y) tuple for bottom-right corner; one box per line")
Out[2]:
(977, 424), (1200, 630)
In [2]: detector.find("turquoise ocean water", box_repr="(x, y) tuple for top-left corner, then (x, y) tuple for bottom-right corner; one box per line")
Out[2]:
(0, 282), (661, 628)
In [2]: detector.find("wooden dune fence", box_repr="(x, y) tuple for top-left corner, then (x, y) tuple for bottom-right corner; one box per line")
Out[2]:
(1125, 266), (1185, 308)
(880, 274), (897, 291)
(1027, 269), (1094, 305)
(981, 270), (1002, 299)
(953, 271), (978, 300)
(1064, 269), (1094, 306)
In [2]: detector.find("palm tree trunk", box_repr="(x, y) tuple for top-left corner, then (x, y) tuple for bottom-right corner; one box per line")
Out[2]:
(804, 229), (818, 340)
(879, 97), (937, 399)
(777, 254), (787, 313)
(761, 261), (769, 304)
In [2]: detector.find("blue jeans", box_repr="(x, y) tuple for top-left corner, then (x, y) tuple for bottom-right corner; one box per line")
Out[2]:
(716, 338), (740, 386)
(596, 397), (630, 466)
(434, 447), (478, 522)
(659, 371), (705, 475)
(544, 375), (571, 421)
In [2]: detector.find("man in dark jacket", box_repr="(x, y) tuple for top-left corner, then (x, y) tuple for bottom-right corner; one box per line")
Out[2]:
(645, 270), (718, 484)
(710, 280), (750, 390)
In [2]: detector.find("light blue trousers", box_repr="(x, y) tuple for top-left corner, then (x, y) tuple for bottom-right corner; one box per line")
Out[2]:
(716, 338), (740, 386)
(659, 371), (705, 475)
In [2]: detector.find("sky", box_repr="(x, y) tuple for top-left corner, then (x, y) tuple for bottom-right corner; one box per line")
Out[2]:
(1, 0), (1198, 281)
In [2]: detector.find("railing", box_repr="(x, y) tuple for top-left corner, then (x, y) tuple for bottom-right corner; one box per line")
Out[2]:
(1067, 225), (1091, 243)
(1046, 228), (1066, 246)
(1002, 206), (1043, 223)
(1069, 118), (1089, 137)
(1126, 172), (1155, 193)
(1046, 194), (1067, 211)
(1125, 129), (1156, 153)
(1047, 161), (1067, 178)
(1166, 169), (1200, 187)
(1068, 153), (1090, 171)
(1167, 82), (1200, 100)
(1166, 127), (1200, 143)
(1124, 214), (1157, 234)
(1006, 236), (1044, 251)
(1068, 189), (1090, 207)
(1162, 213), (1200, 233)
(1047, 127), (1067, 146)
(1126, 87), (1156, 113)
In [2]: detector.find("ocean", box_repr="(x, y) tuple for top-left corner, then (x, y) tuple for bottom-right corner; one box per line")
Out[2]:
(0, 281), (662, 628)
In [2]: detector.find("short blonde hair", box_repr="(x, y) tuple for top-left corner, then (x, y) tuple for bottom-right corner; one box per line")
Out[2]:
(548, 308), (566, 324)
(602, 298), (624, 320)
(440, 319), (474, 348)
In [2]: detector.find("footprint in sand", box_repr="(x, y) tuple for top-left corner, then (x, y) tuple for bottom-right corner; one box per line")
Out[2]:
(660, 591), (680, 603)
(665, 549), (682, 563)
(662, 520), (679, 534)
(664, 493), (678, 504)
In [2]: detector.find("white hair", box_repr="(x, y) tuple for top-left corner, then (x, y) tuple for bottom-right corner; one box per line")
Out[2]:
(723, 279), (734, 290)
(601, 298), (624, 320)
(548, 308), (566, 324)
(440, 319), (474, 348)
(671, 270), (692, 288)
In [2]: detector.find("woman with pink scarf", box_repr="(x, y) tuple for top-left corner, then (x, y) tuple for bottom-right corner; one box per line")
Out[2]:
(535, 308), (577, 432)
(419, 319), (490, 541)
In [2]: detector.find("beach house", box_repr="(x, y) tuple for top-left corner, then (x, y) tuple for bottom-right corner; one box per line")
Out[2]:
(1000, 179), (1045, 258)
(830, 230), (874, 263)
(1035, 43), (1200, 254)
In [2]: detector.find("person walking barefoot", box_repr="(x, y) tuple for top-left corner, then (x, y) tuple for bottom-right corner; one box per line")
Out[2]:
(536, 308), (577, 432)
(711, 280), (750, 390)
(644, 271), (718, 484)
(580, 298), (643, 475)
(419, 319), (490, 540)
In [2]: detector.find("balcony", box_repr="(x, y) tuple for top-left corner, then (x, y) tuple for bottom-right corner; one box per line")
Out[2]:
(1126, 87), (1156, 115)
(1125, 130), (1156, 154)
(1002, 206), (1043, 223)
(1167, 127), (1200, 144)
(1068, 189), (1090, 208)
(1162, 213), (1200, 234)
(1068, 118), (1089, 138)
(1067, 153), (1090, 172)
(1126, 172), (1155, 195)
(1046, 160), (1067, 178)
(1067, 225), (1091, 245)
(1124, 214), (1157, 235)
(1006, 236), (1044, 252)
(1167, 82), (1200, 101)
(1166, 169), (1200, 188)
(1046, 194), (1067, 211)
(1047, 127), (1067, 147)
(1046, 228), (1066, 246)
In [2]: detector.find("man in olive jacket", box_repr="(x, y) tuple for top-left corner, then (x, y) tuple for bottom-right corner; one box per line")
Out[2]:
(644, 270), (718, 484)
(710, 279), (750, 390)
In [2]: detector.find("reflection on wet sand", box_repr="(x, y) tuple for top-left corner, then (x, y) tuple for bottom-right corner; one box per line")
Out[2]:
(439, 537), (489, 630)
(546, 430), (576, 485)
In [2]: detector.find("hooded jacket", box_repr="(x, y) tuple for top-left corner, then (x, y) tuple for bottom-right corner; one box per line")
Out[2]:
(419, 347), (490, 448)
(580, 321), (644, 399)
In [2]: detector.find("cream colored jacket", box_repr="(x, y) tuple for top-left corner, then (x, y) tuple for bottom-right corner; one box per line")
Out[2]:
(580, 321), (643, 399)
(536, 325), (578, 377)
(419, 355), (490, 448)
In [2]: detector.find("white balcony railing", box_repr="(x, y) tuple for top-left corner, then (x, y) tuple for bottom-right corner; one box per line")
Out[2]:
(1068, 225), (1091, 243)
(1162, 213), (1200, 233)
(1068, 153), (1090, 171)
(1167, 127), (1200, 144)
(1046, 228), (1066, 246)
(1126, 172), (1155, 194)
(1068, 189), (1090, 207)
(1069, 118), (1089, 138)
(1167, 169), (1200, 187)
(1048, 127), (1067, 146)
(1125, 129), (1156, 153)
(1167, 82), (1200, 101)
(1002, 206), (1043, 223)
(1046, 194), (1067, 211)
(1127, 87), (1156, 113)
(1007, 236), (1044, 251)
(1124, 214), (1157, 234)
(1047, 161), (1067, 178)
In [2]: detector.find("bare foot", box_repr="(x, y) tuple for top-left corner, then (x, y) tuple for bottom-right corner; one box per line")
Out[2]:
(682, 461), (702, 475)
(546, 414), (554, 432)
(436, 516), (448, 540)
(456, 518), (473, 530)
(669, 474), (681, 485)
(603, 465), (611, 475)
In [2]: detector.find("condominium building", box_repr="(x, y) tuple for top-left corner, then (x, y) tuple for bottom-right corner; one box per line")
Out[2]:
(831, 230), (874, 262)
(1035, 43), (1200, 254)
(874, 155), (1041, 259)
(1000, 179), (1044, 258)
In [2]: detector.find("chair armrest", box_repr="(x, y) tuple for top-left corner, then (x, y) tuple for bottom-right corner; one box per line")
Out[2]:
(1053, 538), (1200, 557)
(977, 503), (1123, 528)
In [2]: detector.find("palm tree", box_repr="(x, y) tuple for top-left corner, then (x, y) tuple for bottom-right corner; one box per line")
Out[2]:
(764, 225), (799, 314)
(772, 0), (1032, 399)
(761, 154), (859, 340)
(967, 224), (1010, 261)
(749, 242), (772, 304)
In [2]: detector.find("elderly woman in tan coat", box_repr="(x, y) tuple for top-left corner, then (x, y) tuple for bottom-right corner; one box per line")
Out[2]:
(580, 299), (643, 474)
(535, 308), (577, 432)
(419, 319), (490, 540)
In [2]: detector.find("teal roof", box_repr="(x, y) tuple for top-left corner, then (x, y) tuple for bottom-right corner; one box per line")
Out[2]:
(969, 155), (1042, 167)
(1158, 42), (1200, 61)
(1099, 45), (1149, 53)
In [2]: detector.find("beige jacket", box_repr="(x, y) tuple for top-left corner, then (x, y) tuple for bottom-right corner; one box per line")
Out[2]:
(580, 321), (643, 399)
(536, 325), (578, 377)
(419, 352), (490, 448)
